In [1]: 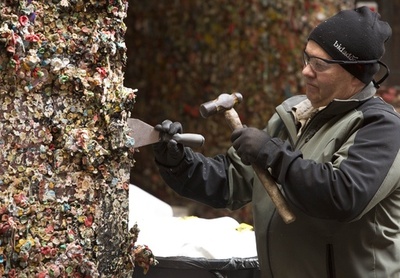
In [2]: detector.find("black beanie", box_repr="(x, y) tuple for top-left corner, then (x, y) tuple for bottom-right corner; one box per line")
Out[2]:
(308, 6), (392, 84)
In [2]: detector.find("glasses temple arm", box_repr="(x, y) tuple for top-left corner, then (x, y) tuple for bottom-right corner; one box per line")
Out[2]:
(373, 61), (390, 88)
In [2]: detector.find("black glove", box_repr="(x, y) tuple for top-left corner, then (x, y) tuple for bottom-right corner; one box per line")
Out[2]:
(231, 127), (271, 166)
(153, 120), (185, 167)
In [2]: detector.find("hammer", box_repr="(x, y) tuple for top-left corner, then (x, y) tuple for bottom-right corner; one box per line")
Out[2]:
(200, 92), (296, 224)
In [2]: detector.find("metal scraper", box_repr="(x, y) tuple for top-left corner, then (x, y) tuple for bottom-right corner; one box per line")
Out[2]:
(126, 118), (205, 148)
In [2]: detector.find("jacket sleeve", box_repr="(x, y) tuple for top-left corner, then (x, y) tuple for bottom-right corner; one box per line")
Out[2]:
(156, 147), (254, 210)
(264, 104), (400, 222)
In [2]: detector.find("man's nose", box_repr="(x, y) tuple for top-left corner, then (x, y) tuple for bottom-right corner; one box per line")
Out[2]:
(302, 63), (315, 78)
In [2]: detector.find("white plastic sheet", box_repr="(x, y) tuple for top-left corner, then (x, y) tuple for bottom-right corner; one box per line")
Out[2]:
(129, 184), (257, 259)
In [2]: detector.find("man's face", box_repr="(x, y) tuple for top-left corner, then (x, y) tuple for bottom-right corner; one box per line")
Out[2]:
(302, 41), (362, 108)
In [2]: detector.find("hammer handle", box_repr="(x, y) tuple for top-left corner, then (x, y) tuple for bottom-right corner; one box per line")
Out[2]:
(224, 109), (296, 224)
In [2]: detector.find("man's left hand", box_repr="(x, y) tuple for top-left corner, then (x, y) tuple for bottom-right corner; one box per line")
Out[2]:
(231, 127), (271, 166)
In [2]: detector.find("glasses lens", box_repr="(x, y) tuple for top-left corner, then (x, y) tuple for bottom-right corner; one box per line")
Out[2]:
(303, 52), (309, 66)
(303, 52), (331, 72)
(311, 58), (331, 72)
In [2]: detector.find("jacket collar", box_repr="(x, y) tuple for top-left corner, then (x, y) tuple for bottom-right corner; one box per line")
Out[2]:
(323, 82), (377, 116)
(281, 82), (377, 115)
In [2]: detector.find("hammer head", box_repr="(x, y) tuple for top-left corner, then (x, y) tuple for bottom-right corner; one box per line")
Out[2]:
(200, 92), (243, 118)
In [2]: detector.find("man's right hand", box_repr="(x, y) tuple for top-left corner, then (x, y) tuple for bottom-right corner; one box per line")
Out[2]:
(153, 120), (185, 167)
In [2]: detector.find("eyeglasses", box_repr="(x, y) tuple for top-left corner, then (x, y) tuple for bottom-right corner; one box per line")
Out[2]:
(303, 51), (380, 72)
(303, 51), (390, 87)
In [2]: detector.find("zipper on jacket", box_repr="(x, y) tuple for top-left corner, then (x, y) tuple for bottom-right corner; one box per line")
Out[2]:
(326, 244), (336, 278)
(294, 110), (322, 149)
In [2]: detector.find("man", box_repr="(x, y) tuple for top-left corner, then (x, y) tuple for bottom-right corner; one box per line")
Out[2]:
(152, 7), (399, 277)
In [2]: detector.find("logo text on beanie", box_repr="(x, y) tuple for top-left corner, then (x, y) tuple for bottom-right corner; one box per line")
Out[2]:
(333, 41), (358, 61)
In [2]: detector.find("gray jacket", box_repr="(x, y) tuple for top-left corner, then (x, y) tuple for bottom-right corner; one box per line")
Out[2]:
(157, 84), (400, 277)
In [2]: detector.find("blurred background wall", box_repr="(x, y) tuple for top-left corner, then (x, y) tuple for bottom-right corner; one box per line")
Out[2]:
(125, 0), (398, 224)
